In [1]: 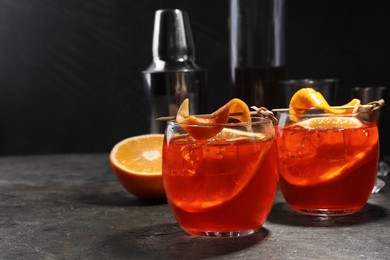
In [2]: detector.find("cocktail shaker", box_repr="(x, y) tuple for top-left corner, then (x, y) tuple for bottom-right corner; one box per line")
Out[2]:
(143, 9), (207, 133)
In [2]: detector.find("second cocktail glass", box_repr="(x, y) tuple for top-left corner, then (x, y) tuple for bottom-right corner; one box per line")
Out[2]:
(162, 117), (279, 237)
(275, 109), (379, 216)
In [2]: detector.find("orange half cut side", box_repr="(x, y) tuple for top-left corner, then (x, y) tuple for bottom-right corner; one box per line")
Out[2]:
(110, 134), (165, 199)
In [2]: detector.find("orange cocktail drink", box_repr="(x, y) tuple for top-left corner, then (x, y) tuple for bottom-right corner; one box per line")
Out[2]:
(276, 110), (379, 216)
(163, 117), (279, 237)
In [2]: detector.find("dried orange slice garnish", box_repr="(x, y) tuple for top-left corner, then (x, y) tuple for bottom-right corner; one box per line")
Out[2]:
(289, 88), (361, 121)
(176, 98), (251, 139)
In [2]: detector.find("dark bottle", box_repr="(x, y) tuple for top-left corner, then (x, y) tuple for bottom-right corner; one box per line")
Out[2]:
(143, 9), (207, 133)
(229, 0), (287, 109)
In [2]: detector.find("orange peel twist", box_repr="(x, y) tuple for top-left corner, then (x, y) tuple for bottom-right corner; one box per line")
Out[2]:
(176, 98), (250, 139)
(289, 88), (361, 121)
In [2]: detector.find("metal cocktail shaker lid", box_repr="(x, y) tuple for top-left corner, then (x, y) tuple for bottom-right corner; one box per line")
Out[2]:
(143, 9), (207, 133)
(145, 9), (200, 72)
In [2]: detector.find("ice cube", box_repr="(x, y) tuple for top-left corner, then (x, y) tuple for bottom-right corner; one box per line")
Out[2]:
(203, 145), (238, 176)
(180, 144), (203, 176)
(282, 130), (320, 159)
(372, 178), (385, 194)
(345, 128), (370, 151)
(317, 130), (348, 162)
(299, 130), (321, 158)
(378, 161), (390, 177)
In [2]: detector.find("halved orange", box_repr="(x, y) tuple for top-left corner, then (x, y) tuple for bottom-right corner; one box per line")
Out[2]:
(110, 134), (165, 199)
(289, 88), (361, 121)
(176, 98), (251, 139)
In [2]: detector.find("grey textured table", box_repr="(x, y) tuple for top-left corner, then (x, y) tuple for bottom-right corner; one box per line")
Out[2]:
(1, 154), (389, 259)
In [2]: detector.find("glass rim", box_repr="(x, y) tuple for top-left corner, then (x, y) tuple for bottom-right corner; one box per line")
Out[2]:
(352, 86), (387, 91)
(278, 78), (338, 85)
(274, 109), (375, 117)
(167, 116), (273, 127)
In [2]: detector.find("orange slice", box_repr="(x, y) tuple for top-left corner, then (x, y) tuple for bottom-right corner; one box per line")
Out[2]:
(279, 117), (375, 186)
(280, 147), (373, 187)
(289, 88), (361, 121)
(110, 134), (165, 199)
(218, 127), (267, 140)
(296, 116), (363, 129)
(176, 98), (251, 139)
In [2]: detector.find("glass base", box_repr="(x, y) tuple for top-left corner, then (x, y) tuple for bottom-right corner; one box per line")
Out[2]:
(188, 228), (259, 237)
(294, 208), (361, 217)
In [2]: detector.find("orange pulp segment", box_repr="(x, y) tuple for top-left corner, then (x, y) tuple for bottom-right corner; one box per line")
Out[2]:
(289, 88), (361, 121)
(176, 98), (251, 139)
(110, 134), (165, 199)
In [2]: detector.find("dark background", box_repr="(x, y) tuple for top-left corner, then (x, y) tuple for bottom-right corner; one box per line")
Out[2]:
(0, 0), (389, 157)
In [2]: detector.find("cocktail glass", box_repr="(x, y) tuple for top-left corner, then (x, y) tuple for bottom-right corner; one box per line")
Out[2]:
(162, 117), (279, 237)
(275, 109), (379, 216)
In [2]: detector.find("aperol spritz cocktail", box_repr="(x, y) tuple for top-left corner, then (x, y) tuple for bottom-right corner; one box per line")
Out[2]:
(163, 117), (279, 237)
(276, 110), (379, 216)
